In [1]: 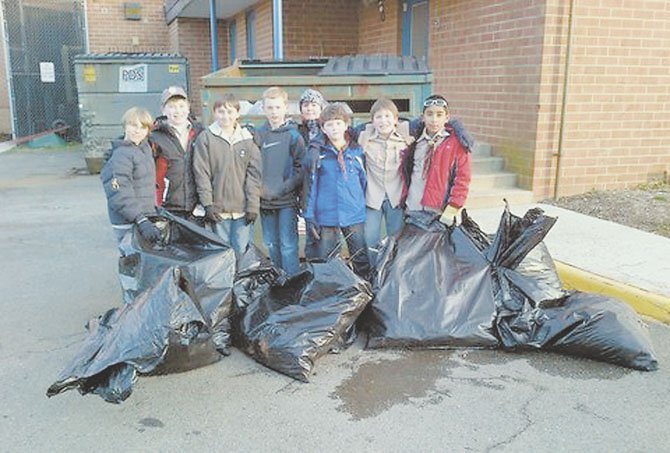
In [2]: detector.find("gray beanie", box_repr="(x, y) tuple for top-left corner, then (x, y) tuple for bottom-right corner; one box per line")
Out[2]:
(299, 88), (327, 108)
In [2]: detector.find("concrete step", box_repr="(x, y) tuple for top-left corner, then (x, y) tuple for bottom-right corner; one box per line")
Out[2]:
(470, 171), (518, 190)
(472, 156), (504, 173)
(466, 187), (534, 209)
(471, 141), (492, 157)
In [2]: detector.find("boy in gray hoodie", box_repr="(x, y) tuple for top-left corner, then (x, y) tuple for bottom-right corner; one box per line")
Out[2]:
(193, 93), (262, 257)
(253, 86), (305, 276)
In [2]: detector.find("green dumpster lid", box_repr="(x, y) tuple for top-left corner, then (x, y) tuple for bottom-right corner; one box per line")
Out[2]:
(319, 55), (429, 76)
(74, 52), (186, 63)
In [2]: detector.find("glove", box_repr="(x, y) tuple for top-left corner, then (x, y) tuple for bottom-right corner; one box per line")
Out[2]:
(136, 218), (162, 244)
(308, 221), (321, 240)
(244, 212), (257, 225)
(439, 205), (461, 227)
(204, 205), (221, 224)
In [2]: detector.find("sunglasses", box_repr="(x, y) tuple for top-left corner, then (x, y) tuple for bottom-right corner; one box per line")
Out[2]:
(423, 98), (449, 108)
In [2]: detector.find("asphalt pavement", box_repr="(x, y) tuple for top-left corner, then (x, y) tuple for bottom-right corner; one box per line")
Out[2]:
(1, 147), (668, 452)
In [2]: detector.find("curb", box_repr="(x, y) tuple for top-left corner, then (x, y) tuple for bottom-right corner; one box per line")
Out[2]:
(555, 260), (670, 324)
(0, 141), (16, 154)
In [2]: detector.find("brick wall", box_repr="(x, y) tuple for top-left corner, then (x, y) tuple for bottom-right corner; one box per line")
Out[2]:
(87, 0), (170, 52)
(229, 1), (273, 60)
(282, 0), (359, 58)
(358, 0), (401, 54)
(233, 11), (247, 61)
(427, 1), (546, 191)
(535, 0), (670, 198)
(169, 17), (228, 117)
(256, 0), (274, 59)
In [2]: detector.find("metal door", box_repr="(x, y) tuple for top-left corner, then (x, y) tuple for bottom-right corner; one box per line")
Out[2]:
(1, 0), (87, 139)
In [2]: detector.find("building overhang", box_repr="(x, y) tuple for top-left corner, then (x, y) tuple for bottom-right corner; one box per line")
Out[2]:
(165, 0), (258, 24)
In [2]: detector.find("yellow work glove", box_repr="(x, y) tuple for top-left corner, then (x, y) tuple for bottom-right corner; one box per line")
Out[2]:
(439, 205), (461, 226)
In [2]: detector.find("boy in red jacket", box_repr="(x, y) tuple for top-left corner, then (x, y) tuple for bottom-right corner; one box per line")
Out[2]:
(400, 95), (472, 225)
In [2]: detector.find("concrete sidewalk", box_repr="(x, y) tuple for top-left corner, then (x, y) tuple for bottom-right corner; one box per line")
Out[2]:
(469, 204), (670, 322)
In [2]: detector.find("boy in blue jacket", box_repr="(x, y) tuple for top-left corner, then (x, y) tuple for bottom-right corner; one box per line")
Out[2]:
(101, 107), (161, 246)
(304, 103), (370, 278)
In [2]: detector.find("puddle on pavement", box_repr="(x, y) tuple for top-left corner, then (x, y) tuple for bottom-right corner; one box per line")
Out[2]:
(464, 348), (632, 380)
(332, 346), (633, 421)
(332, 350), (452, 420)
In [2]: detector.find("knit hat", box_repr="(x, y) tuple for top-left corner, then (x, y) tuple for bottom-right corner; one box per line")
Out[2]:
(299, 89), (327, 108)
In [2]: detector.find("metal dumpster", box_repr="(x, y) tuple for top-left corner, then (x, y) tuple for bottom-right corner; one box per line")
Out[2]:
(73, 53), (189, 173)
(201, 55), (432, 126)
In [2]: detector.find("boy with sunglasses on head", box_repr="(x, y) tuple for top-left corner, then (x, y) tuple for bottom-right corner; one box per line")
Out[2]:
(400, 95), (473, 225)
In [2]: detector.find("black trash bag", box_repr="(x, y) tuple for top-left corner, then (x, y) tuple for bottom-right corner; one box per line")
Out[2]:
(365, 210), (500, 349)
(512, 292), (659, 371)
(233, 247), (373, 382)
(482, 207), (564, 348)
(47, 267), (223, 403)
(485, 207), (657, 370)
(118, 209), (236, 353)
(365, 205), (658, 371)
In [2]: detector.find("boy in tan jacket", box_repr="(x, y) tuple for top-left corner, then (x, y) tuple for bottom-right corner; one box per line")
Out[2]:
(358, 98), (414, 262)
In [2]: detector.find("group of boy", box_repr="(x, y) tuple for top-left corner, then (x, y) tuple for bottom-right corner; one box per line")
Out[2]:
(101, 84), (472, 281)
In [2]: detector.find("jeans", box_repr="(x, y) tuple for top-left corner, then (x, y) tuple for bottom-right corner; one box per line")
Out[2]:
(112, 225), (132, 244)
(365, 198), (405, 262)
(213, 217), (252, 257)
(318, 222), (370, 278)
(304, 219), (320, 261)
(261, 207), (300, 276)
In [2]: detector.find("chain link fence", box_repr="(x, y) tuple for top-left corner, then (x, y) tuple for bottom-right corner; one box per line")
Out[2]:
(1, 0), (86, 140)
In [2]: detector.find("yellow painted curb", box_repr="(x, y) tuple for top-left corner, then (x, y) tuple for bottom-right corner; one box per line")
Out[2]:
(555, 260), (670, 324)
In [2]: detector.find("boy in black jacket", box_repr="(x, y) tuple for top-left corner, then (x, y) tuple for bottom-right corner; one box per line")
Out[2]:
(150, 86), (204, 218)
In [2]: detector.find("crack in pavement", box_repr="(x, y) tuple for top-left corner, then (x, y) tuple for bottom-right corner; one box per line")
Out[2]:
(485, 397), (535, 452)
(573, 403), (612, 422)
(1, 336), (84, 360)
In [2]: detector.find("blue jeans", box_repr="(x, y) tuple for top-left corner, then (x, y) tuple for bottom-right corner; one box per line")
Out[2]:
(213, 217), (252, 257)
(304, 219), (320, 261)
(261, 207), (300, 276)
(318, 222), (370, 278)
(112, 225), (132, 244)
(365, 198), (405, 262)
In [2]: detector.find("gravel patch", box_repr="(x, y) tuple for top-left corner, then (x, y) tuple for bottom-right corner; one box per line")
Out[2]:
(543, 182), (670, 238)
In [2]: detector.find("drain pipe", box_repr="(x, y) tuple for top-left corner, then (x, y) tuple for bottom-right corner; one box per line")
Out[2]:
(273, 0), (283, 60)
(209, 0), (219, 71)
(553, 0), (575, 200)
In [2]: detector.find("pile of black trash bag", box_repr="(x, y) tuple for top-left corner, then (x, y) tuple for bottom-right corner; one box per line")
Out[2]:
(365, 207), (658, 372)
(233, 247), (372, 382)
(48, 204), (658, 404)
(47, 211), (238, 403)
(47, 211), (373, 402)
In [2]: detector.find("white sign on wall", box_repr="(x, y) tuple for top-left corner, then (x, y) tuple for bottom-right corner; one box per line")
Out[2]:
(39, 62), (55, 83)
(119, 64), (148, 92)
